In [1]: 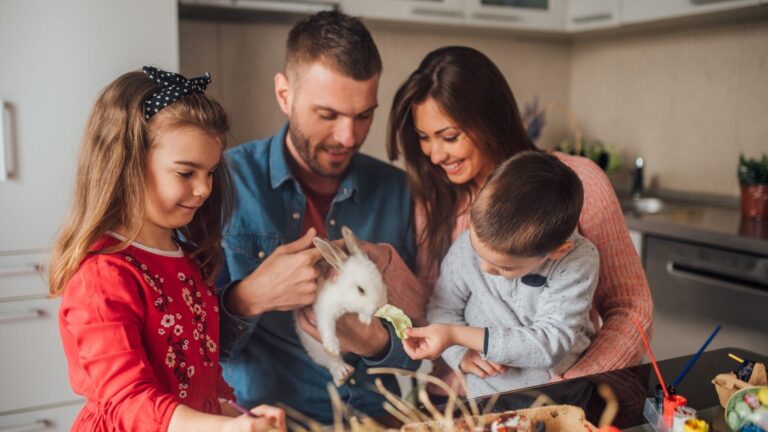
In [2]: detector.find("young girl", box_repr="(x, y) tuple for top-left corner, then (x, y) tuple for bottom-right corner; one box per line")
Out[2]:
(49, 67), (285, 432)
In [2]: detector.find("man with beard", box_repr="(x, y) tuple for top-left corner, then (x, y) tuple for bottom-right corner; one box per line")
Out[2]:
(217, 10), (424, 424)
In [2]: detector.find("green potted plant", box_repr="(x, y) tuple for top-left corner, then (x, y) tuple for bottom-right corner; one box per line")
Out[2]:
(738, 153), (768, 219)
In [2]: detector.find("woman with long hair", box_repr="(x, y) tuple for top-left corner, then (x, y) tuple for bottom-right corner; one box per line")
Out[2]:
(387, 46), (652, 380)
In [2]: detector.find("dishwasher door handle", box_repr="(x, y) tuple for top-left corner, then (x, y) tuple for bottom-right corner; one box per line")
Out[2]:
(666, 261), (768, 298)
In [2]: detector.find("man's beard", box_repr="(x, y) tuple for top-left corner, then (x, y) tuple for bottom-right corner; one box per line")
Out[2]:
(288, 120), (359, 178)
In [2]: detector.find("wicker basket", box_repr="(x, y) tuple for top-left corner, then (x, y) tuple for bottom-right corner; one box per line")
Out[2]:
(711, 362), (767, 408)
(401, 404), (597, 432)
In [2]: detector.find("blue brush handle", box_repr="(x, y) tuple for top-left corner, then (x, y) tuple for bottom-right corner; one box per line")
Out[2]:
(672, 324), (722, 387)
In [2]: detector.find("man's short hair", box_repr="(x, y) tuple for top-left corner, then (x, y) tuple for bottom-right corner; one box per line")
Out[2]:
(470, 151), (584, 257)
(286, 10), (382, 80)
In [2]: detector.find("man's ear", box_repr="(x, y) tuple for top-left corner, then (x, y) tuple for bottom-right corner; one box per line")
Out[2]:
(274, 72), (291, 116)
(547, 241), (573, 260)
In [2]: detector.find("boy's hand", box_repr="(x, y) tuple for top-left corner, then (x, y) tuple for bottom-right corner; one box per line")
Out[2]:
(402, 324), (453, 360)
(459, 350), (508, 379)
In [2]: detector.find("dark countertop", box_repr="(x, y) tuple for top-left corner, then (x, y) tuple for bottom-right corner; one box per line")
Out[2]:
(463, 347), (768, 431)
(616, 190), (768, 256)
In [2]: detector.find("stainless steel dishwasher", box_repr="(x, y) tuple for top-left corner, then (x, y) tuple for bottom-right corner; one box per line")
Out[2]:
(645, 236), (768, 359)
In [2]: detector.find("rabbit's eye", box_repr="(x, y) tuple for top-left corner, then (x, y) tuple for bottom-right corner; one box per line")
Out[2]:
(357, 286), (365, 295)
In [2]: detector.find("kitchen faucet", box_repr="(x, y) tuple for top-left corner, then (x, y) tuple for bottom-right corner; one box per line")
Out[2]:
(631, 157), (644, 199)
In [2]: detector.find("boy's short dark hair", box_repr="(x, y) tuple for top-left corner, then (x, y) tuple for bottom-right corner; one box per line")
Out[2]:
(470, 151), (584, 257)
(286, 10), (382, 80)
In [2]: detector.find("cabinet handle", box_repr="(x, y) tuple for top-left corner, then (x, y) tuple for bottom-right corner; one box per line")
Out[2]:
(0, 420), (50, 432)
(0, 263), (43, 277)
(666, 261), (768, 298)
(0, 99), (12, 182)
(410, 7), (463, 18)
(0, 308), (44, 323)
(690, 0), (743, 5)
(571, 12), (613, 23)
(471, 12), (521, 22)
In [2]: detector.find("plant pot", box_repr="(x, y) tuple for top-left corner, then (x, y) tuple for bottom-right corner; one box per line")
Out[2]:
(740, 184), (768, 219)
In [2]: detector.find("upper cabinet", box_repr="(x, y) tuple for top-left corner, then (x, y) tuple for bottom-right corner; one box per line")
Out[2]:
(621, 0), (760, 25)
(339, 0), (766, 34)
(342, 0), (465, 25)
(184, 0), (339, 14)
(342, 0), (565, 30)
(464, 0), (565, 31)
(565, 0), (620, 31)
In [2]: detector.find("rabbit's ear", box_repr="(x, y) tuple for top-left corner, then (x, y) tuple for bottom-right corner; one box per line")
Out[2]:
(341, 226), (362, 256)
(313, 237), (348, 270)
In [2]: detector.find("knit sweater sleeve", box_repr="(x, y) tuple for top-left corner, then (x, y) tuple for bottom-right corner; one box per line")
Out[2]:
(558, 154), (654, 378)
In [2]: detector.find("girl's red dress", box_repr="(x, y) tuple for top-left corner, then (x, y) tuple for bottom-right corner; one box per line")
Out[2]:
(59, 235), (234, 431)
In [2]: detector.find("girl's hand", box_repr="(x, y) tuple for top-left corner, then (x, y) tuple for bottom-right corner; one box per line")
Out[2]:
(403, 324), (453, 360)
(459, 350), (508, 379)
(223, 405), (286, 432)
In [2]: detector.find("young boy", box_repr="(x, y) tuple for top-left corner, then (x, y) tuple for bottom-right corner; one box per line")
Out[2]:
(404, 151), (600, 397)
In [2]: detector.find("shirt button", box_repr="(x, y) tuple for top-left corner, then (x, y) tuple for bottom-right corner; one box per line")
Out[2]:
(329, 219), (336, 226)
(292, 212), (300, 220)
(257, 251), (265, 259)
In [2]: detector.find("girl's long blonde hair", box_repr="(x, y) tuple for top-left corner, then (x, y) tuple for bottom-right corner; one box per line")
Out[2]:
(49, 70), (232, 296)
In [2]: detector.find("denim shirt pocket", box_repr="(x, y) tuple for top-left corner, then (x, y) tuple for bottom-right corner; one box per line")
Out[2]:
(223, 233), (281, 279)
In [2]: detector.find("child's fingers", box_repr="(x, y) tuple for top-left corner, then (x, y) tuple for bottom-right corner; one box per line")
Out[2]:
(250, 405), (286, 430)
(405, 327), (426, 338)
(464, 362), (488, 378)
(487, 360), (508, 374)
(474, 359), (499, 377)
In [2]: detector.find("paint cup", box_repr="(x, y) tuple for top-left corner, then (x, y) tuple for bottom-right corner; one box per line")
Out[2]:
(663, 394), (688, 428)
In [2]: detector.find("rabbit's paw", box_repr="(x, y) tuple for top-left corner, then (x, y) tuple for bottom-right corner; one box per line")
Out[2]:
(358, 313), (372, 325)
(323, 339), (341, 356)
(331, 363), (355, 386)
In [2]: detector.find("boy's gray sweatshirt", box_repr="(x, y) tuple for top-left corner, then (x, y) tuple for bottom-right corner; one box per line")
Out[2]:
(428, 230), (599, 397)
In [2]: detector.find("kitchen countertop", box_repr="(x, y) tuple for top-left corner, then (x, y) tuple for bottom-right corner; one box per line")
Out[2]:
(623, 203), (768, 256)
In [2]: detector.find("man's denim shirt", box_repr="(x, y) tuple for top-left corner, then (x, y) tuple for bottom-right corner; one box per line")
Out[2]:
(217, 124), (419, 423)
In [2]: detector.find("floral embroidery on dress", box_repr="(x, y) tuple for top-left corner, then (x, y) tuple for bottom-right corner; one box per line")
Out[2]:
(122, 252), (218, 399)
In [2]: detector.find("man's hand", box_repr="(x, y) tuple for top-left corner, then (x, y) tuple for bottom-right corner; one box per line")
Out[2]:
(459, 350), (508, 379)
(297, 308), (390, 358)
(225, 228), (325, 317)
(402, 324), (454, 360)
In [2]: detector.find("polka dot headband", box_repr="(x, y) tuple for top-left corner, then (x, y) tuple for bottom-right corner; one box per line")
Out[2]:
(142, 66), (211, 120)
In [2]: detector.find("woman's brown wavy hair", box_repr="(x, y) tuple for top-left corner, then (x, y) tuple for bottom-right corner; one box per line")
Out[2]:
(387, 46), (537, 270)
(49, 70), (232, 296)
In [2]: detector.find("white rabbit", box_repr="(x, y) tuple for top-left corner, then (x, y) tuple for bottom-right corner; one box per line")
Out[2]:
(295, 226), (388, 386)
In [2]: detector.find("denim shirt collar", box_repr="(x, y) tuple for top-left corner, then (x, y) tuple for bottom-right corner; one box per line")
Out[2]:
(268, 123), (360, 203)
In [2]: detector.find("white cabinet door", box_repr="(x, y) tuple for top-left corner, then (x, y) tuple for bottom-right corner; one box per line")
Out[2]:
(0, 0), (179, 253)
(464, 0), (565, 31)
(342, 0), (466, 25)
(621, 0), (759, 25)
(566, 0), (620, 32)
(230, 0), (339, 14)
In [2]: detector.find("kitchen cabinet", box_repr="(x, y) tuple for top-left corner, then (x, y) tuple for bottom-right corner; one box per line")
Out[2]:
(565, 0), (620, 31)
(180, 0), (339, 14)
(340, 0), (764, 34)
(464, 0), (565, 31)
(621, 0), (760, 25)
(0, 0), (178, 426)
(342, 0), (466, 26)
